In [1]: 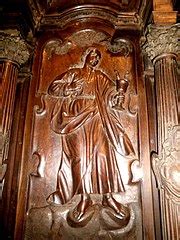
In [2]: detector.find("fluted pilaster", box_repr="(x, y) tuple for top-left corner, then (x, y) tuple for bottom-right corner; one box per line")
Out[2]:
(0, 29), (29, 180)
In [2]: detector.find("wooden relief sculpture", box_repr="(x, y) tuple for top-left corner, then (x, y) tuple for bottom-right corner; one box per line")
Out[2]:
(47, 48), (134, 226)
(25, 29), (145, 240)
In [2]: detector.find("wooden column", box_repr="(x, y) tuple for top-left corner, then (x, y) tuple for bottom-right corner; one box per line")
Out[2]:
(0, 29), (29, 187)
(144, 24), (179, 240)
(0, 30), (30, 238)
(0, 30), (29, 195)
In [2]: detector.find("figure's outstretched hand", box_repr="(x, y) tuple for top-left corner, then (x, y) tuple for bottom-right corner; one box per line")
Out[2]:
(64, 73), (84, 97)
(48, 72), (82, 97)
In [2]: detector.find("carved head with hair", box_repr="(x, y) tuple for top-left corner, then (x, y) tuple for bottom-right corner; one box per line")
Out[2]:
(84, 48), (101, 68)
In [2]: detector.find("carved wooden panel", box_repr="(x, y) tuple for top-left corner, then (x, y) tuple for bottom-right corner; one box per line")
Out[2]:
(22, 26), (155, 239)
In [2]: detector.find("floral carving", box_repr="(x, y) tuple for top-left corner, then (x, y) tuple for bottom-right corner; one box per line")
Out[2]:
(0, 29), (29, 65)
(142, 24), (179, 62)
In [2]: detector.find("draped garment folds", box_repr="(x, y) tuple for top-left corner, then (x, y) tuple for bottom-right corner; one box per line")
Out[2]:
(48, 67), (134, 204)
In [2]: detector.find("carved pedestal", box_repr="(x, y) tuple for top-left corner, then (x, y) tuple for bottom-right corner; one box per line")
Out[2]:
(144, 24), (179, 240)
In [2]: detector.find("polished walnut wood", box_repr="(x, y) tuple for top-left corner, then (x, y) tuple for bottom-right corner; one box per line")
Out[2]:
(1, 1), (179, 240)
(0, 30), (29, 182)
(18, 22), (156, 239)
(153, 0), (177, 24)
(0, 30), (29, 239)
(144, 23), (179, 240)
(2, 77), (30, 238)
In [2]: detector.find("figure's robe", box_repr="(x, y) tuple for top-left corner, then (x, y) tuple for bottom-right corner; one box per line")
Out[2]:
(48, 67), (134, 204)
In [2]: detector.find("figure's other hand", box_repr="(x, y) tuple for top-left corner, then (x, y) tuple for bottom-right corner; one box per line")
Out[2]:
(111, 92), (120, 107)
(48, 71), (83, 97)
(64, 79), (83, 97)
(48, 79), (64, 97)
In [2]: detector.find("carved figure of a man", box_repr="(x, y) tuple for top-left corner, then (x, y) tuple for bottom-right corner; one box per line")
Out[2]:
(48, 48), (134, 223)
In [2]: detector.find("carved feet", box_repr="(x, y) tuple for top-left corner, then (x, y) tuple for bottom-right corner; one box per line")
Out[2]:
(67, 194), (94, 227)
(102, 193), (130, 225)
(67, 193), (131, 229)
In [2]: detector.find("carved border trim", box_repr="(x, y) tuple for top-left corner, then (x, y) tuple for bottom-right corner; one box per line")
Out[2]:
(40, 6), (141, 29)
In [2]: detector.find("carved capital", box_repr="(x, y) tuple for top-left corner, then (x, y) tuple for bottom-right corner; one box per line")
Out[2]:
(143, 24), (179, 62)
(0, 29), (29, 66)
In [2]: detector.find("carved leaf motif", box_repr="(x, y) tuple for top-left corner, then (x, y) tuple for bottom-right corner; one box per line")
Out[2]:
(0, 30), (29, 65)
(143, 24), (179, 61)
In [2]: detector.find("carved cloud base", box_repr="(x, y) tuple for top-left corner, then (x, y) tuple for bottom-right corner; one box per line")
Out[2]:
(25, 194), (141, 240)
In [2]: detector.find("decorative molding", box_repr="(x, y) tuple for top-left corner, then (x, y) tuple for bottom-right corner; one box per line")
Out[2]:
(0, 29), (29, 66)
(40, 7), (141, 29)
(14, 0), (152, 32)
(142, 24), (179, 62)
